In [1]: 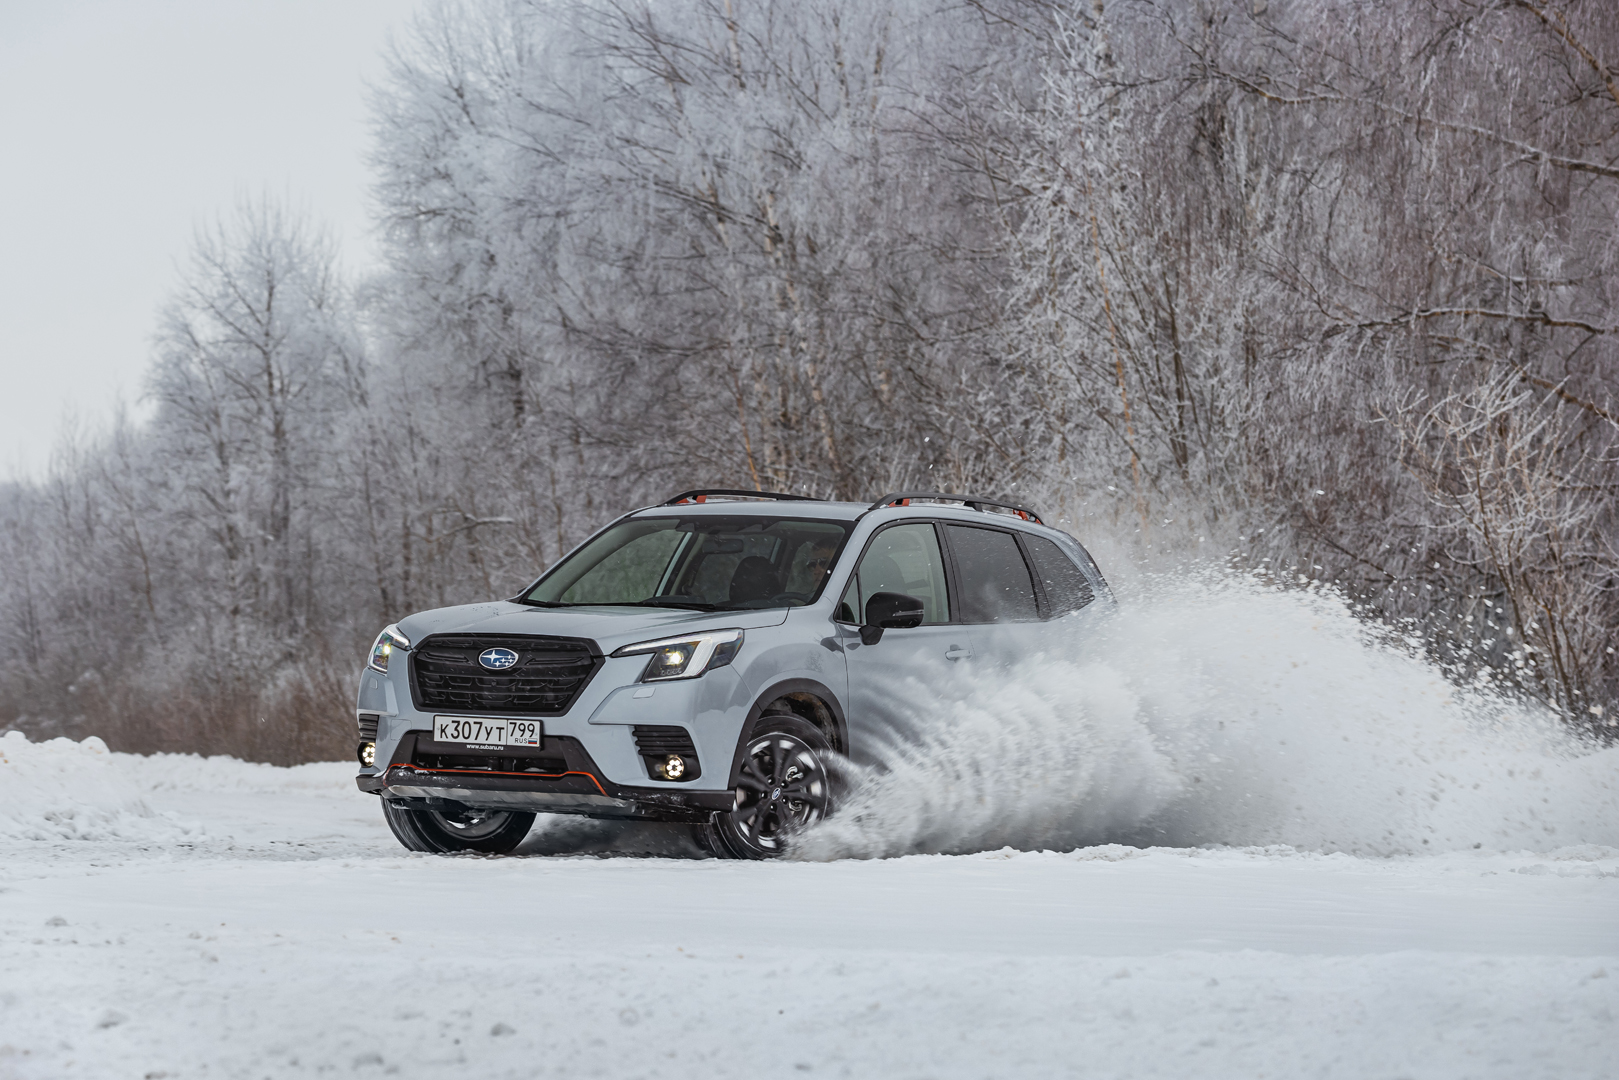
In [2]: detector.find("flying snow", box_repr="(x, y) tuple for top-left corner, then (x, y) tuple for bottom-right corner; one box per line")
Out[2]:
(798, 572), (1619, 860)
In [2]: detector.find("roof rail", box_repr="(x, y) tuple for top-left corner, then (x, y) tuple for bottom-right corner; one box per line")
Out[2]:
(664, 488), (817, 506)
(865, 491), (1043, 524)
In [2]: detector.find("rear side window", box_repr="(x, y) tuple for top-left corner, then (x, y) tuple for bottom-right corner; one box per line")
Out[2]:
(944, 525), (1038, 623)
(838, 522), (950, 624)
(1023, 535), (1096, 616)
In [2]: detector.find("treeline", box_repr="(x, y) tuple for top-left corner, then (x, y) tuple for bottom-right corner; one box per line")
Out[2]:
(2, 0), (1614, 762)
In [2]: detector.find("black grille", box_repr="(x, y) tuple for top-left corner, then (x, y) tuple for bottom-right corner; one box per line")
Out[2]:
(412, 749), (570, 774)
(633, 725), (698, 756)
(410, 634), (602, 715)
(357, 713), (379, 741)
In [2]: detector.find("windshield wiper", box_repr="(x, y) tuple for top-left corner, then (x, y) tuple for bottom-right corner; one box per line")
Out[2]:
(516, 598), (582, 607)
(628, 598), (720, 611)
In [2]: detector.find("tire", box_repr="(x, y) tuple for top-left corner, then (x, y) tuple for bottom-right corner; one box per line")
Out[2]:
(708, 715), (835, 859)
(382, 799), (535, 855)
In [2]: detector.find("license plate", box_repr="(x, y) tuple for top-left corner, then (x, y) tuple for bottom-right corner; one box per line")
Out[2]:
(433, 716), (542, 749)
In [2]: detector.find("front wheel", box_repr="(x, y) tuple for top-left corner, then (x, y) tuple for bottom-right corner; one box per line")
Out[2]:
(709, 715), (835, 859)
(382, 800), (534, 854)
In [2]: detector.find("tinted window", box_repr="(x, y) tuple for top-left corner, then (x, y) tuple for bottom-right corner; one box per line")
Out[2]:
(945, 525), (1037, 623)
(1023, 535), (1095, 616)
(838, 522), (950, 624)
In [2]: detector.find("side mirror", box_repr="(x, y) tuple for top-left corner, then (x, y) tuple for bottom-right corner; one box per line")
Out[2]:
(860, 591), (924, 645)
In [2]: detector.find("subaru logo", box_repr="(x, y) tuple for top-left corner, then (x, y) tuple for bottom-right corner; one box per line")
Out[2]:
(478, 647), (519, 671)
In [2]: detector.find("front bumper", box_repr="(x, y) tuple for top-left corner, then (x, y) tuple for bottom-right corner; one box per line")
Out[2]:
(356, 654), (753, 794)
(356, 731), (734, 822)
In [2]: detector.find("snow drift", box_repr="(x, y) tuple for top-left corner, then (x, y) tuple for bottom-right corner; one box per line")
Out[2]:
(0, 732), (356, 843)
(799, 572), (1619, 860)
(0, 731), (200, 842)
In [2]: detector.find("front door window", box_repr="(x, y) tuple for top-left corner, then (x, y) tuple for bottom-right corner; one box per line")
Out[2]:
(837, 522), (950, 625)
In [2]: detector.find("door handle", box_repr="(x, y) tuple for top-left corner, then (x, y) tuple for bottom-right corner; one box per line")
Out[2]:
(944, 645), (972, 661)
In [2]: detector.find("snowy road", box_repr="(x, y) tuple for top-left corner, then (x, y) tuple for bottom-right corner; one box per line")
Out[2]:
(2, 740), (1616, 1079)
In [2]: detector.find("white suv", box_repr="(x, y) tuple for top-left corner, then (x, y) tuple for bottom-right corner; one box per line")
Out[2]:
(354, 490), (1110, 858)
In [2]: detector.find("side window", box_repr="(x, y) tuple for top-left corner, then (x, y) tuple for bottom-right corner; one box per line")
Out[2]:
(944, 525), (1038, 623)
(838, 523), (950, 625)
(1023, 535), (1096, 616)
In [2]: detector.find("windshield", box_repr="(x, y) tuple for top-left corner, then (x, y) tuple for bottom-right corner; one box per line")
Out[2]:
(522, 516), (852, 610)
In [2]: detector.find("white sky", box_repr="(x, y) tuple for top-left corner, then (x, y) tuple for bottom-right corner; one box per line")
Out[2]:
(0, 0), (422, 481)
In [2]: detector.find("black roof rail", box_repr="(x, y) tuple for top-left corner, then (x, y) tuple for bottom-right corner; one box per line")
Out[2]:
(664, 488), (817, 506)
(865, 491), (1044, 524)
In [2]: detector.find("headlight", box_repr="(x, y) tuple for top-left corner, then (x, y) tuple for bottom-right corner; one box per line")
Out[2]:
(367, 624), (410, 674)
(612, 628), (744, 682)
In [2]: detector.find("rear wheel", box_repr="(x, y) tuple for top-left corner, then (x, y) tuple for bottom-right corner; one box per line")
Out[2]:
(382, 800), (535, 854)
(708, 715), (835, 859)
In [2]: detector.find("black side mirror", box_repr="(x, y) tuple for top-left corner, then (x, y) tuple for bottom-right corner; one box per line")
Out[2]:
(860, 591), (924, 644)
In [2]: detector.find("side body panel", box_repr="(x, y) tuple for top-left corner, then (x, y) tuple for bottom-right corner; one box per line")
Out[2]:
(838, 620), (969, 766)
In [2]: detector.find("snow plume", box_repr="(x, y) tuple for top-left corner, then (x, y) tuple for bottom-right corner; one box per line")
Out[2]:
(0, 731), (200, 842)
(798, 572), (1619, 860)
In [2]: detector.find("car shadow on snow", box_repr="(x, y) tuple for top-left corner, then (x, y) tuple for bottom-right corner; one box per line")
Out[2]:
(513, 815), (711, 859)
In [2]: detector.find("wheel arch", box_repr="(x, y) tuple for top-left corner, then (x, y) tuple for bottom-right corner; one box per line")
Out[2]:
(726, 677), (848, 785)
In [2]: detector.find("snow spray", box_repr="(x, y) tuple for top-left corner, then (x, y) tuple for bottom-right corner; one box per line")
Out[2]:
(795, 571), (1619, 859)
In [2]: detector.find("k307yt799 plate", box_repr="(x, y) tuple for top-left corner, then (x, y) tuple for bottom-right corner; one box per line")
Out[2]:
(433, 716), (543, 749)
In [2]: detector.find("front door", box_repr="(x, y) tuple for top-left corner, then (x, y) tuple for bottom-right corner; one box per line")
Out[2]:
(837, 520), (970, 763)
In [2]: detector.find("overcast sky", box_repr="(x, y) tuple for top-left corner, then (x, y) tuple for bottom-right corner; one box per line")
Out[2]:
(0, 0), (421, 481)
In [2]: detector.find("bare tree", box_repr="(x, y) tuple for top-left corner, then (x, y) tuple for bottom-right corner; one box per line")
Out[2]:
(4, 0), (1614, 758)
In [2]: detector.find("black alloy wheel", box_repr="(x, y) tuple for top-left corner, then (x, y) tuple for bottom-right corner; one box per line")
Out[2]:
(382, 800), (535, 854)
(709, 715), (834, 859)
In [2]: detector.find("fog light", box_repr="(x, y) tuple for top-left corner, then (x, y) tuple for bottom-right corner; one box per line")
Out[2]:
(662, 754), (686, 780)
(359, 741), (376, 768)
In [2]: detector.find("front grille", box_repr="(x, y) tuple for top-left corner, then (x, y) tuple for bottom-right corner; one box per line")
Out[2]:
(410, 634), (602, 716)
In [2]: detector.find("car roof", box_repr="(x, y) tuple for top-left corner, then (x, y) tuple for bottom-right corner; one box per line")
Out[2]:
(628, 497), (1063, 532)
(630, 499), (868, 522)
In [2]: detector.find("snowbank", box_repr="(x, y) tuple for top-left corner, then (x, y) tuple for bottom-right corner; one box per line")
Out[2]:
(0, 732), (359, 845)
(0, 732), (201, 842)
(131, 749), (356, 796)
(802, 572), (1619, 859)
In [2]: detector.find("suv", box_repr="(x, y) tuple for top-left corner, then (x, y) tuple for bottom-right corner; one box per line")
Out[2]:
(354, 490), (1110, 858)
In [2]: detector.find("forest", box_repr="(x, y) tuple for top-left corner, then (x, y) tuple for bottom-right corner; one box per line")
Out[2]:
(1, 0), (1614, 762)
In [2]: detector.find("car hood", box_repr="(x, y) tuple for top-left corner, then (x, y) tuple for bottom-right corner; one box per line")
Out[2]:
(394, 601), (791, 655)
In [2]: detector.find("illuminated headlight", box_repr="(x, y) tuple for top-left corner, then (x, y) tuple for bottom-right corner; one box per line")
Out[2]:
(367, 624), (410, 674)
(358, 741), (377, 768)
(613, 629), (744, 682)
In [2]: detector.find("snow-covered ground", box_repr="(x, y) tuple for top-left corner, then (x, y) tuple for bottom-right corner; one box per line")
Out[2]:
(3, 579), (1617, 1078)
(2, 743), (1617, 1080)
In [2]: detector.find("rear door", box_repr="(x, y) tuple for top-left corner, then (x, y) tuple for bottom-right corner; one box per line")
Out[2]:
(837, 520), (971, 762)
(938, 522), (1044, 668)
